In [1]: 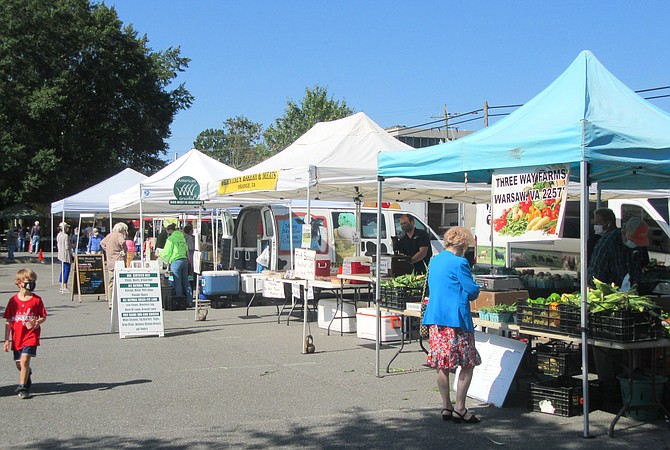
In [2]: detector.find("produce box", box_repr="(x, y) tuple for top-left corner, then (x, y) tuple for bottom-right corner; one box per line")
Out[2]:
(379, 273), (426, 310)
(380, 285), (422, 310)
(470, 290), (528, 312)
(589, 310), (666, 342)
(530, 377), (600, 417)
(531, 341), (582, 377)
(516, 300), (580, 336)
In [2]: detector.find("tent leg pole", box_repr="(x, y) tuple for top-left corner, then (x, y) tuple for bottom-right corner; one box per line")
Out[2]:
(580, 160), (592, 438)
(375, 177), (384, 378)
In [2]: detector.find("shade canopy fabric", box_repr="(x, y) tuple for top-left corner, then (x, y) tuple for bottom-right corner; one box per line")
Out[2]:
(212, 112), (492, 203)
(378, 50), (670, 191)
(51, 168), (147, 215)
(109, 149), (241, 215)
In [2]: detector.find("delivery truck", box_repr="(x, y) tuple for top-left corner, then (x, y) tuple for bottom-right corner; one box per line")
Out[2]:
(220, 202), (444, 274)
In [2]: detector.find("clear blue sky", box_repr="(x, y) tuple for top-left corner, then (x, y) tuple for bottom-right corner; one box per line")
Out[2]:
(106, 1), (670, 157)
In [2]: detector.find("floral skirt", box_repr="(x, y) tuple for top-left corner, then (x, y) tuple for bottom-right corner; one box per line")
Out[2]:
(426, 325), (481, 370)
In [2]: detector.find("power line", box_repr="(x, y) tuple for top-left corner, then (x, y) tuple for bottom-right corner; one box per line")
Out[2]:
(394, 83), (670, 135)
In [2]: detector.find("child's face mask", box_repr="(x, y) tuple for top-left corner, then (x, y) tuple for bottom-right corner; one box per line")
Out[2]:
(22, 281), (36, 291)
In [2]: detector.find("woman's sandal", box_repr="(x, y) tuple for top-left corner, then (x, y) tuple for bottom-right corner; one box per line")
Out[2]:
(452, 409), (480, 424)
(441, 408), (453, 421)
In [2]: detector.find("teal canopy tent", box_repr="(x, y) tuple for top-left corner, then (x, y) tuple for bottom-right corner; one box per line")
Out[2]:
(377, 50), (670, 437)
(378, 50), (670, 190)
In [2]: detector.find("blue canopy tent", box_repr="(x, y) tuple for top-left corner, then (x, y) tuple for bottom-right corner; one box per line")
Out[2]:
(377, 50), (670, 436)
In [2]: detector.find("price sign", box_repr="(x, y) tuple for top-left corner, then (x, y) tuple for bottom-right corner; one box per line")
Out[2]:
(115, 266), (164, 338)
(73, 254), (108, 302)
(294, 248), (316, 281)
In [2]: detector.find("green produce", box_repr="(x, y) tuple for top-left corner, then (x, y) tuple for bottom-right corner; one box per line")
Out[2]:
(381, 272), (426, 289)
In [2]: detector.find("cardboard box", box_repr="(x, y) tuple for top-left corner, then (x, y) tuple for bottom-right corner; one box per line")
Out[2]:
(318, 298), (356, 333)
(356, 307), (402, 342)
(470, 290), (529, 312)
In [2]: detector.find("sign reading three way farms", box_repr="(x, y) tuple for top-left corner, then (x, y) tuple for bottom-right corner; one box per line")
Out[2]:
(490, 164), (570, 243)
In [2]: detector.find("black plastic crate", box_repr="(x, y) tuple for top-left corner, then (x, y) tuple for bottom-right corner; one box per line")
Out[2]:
(531, 341), (582, 377)
(530, 377), (600, 417)
(589, 310), (666, 342)
(517, 300), (581, 337)
(517, 300), (562, 333)
(379, 285), (422, 310)
(210, 296), (232, 309)
(164, 294), (187, 311)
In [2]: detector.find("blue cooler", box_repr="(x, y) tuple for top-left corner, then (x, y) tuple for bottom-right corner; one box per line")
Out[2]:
(201, 270), (240, 295)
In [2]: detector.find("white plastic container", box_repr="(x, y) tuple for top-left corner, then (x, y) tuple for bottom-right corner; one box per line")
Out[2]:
(317, 298), (356, 333)
(356, 307), (402, 342)
(240, 273), (264, 293)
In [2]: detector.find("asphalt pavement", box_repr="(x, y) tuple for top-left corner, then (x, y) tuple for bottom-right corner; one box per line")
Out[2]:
(0, 253), (669, 449)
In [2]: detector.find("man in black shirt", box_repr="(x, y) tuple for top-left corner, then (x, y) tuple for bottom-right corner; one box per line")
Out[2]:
(396, 214), (432, 274)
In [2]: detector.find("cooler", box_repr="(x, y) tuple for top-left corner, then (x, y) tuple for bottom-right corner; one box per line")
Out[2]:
(240, 273), (264, 294)
(233, 247), (257, 271)
(315, 256), (331, 277)
(318, 298), (356, 333)
(201, 270), (240, 295)
(343, 256), (371, 284)
(356, 307), (402, 342)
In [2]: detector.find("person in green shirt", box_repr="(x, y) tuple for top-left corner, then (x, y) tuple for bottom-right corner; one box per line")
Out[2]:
(160, 224), (192, 307)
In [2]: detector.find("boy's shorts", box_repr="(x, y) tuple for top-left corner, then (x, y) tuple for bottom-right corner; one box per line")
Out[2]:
(13, 346), (37, 361)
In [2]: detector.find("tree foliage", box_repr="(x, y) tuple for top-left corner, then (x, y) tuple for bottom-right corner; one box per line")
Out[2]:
(193, 116), (269, 171)
(263, 85), (354, 152)
(0, 0), (193, 210)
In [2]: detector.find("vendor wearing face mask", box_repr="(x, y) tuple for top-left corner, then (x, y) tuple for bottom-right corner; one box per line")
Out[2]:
(621, 216), (650, 288)
(587, 207), (628, 287)
(397, 214), (432, 274)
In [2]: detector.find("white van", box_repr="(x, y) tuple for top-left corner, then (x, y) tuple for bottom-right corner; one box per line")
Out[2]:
(219, 203), (444, 273)
(474, 198), (670, 269)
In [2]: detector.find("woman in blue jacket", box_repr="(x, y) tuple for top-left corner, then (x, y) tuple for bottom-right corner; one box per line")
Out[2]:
(422, 226), (481, 424)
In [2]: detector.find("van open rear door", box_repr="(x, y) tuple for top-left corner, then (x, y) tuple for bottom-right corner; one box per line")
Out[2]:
(218, 210), (235, 269)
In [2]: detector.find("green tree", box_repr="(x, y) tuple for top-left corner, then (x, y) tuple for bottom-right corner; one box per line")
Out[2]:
(0, 0), (193, 209)
(263, 85), (354, 152)
(193, 116), (269, 171)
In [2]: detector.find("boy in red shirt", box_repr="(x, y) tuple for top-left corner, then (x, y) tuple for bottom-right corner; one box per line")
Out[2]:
(3, 268), (47, 399)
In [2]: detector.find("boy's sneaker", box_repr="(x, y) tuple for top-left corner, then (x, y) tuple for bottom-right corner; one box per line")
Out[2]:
(17, 389), (30, 399)
(14, 384), (25, 393)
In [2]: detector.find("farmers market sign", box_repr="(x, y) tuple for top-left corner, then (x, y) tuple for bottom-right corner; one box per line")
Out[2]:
(490, 164), (569, 243)
(218, 171), (279, 195)
(169, 176), (204, 206)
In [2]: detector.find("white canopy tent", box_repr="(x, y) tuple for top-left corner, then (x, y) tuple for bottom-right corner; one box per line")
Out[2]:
(49, 168), (148, 284)
(52, 168), (148, 216)
(110, 149), (241, 215)
(109, 148), (242, 261)
(212, 112), (492, 204)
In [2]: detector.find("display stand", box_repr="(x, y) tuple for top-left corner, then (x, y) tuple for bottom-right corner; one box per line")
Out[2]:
(71, 253), (108, 303)
(454, 331), (527, 407)
(379, 306), (427, 373)
(518, 328), (670, 437)
(114, 260), (165, 338)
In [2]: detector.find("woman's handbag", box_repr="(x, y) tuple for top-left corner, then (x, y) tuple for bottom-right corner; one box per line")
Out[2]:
(419, 265), (430, 338)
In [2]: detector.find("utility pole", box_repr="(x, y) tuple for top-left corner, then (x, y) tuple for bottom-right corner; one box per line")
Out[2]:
(431, 104), (450, 143)
(483, 101), (489, 127)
